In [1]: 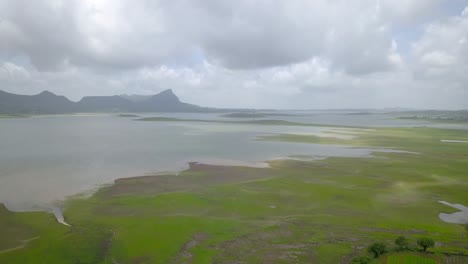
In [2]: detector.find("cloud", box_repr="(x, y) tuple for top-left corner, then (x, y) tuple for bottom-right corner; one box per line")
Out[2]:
(0, 0), (467, 109)
(0, 0), (84, 70)
(0, 0), (404, 73)
(378, 0), (442, 24)
(413, 6), (468, 85)
(0, 62), (30, 80)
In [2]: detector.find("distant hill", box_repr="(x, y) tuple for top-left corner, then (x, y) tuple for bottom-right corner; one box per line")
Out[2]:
(0, 89), (213, 114)
(0, 90), (75, 114)
(119, 94), (153, 102)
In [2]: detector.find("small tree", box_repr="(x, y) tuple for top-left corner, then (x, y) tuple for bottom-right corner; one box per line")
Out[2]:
(367, 242), (387, 258)
(395, 236), (409, 251)
(417, 237), (434, 252)
(352, 256), (371, 264)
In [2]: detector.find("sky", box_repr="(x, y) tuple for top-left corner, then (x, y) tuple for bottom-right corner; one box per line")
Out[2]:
(0, 0), (467, 109)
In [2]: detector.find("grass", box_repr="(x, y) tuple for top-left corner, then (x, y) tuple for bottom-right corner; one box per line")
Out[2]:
(136, 116), (325, 127)
(1, 126), (468, 263)
(0, 204), (36, 252)
(117, 114), (140, 118)
(397, 110), (468, 123)
(220, 112), (294, 118)
(0, 114), (29, 118)
(382, 253), (438, 264)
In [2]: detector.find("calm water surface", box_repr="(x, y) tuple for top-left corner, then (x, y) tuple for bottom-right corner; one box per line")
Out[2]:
(0, 113), (462, 210)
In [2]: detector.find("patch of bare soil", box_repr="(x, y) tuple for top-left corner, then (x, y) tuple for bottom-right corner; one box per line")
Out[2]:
(339, 248), (362, 264)
(211, 223), (315, 264)
(360, 227), (427, 235)
(170, 233), (209, 264)
(100, 163), (278, 198)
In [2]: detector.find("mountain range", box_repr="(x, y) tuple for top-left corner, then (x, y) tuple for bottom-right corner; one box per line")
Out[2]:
(0, 89), (213, 114)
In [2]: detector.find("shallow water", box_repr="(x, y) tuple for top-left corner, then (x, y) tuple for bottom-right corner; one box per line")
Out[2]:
(161, 111), (468, 129)
(52, 206), (71, 226)
(440, 139), (468, 143)
(438, 201), (468, 224)
(0, 114), (402, 211)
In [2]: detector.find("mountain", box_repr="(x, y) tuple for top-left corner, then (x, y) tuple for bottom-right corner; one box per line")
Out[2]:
(119, 94), (153, 102)
(137, 90), (204, 112)
(77, 95), (134, 112)
(0, 89), (212, 114)
(0, 90), (74, 114)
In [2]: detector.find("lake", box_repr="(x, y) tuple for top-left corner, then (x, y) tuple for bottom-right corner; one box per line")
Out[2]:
(0, 112), (464, 211)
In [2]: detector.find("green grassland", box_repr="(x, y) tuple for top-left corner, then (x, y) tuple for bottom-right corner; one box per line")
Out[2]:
(136, 116), (321, 126)
(0, 114), (29, 118)
(118, 114), (140, 118)
(381, 253), (438, 264)
(220, 112), (294, 118)
(379, 252), (468, 264)
(397, 110), (468, 123)
(1, 126), (467, 263)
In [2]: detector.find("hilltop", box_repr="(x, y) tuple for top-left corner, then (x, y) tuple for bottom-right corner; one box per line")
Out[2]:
(0, 89), (211, 114)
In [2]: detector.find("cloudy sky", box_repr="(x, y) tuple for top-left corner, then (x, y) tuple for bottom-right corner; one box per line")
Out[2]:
(0, 0), (467, 109)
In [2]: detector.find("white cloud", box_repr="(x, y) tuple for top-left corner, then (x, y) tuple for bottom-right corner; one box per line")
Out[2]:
(413, 5), (468, 85)
(378, 0), (441, 24)
(0, 0), (405, 73)
(0, 62), (30, 80)
(420, 51), (457, 67)
(0, 0), (467, 109)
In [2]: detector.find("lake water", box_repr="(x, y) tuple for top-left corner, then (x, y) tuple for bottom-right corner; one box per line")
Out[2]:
(0, 112), (463, 211)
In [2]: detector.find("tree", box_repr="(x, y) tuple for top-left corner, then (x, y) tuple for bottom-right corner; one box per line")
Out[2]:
(352, 256), (371, 264)
(417, 237), (434, 252)
(367, 242), (387, 258)
(395, 236), (409, 251)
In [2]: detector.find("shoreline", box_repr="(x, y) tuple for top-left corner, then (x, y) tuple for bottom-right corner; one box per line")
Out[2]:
(2, 125), (468, 263)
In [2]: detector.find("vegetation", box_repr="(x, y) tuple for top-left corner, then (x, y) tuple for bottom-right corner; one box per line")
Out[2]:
(383, 252), (438, 264)
(368, 242), (387, 258)
(353, 235), (441, 262)
(220, 112), (293, 118)
(352, 256), (371, 264)
(117, 114), (140, 118)
(397, 110), (468, 123)
(137, 116), (310, 126)
(221, 112), (268, 118)
(0, 114), (29, 118)
(395, 236), (409, 251)
(417, 238), (435, 252)
(1, 126), (468, 263)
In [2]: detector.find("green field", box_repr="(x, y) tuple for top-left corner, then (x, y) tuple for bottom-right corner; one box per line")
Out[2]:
(397, 110), (468, 123)
(136, 116), (323, 126)
(0, 126), (467, 263)
(0, 114), (29, 119)
(379, 252), (468, 264)
(382, 253), (437, 264)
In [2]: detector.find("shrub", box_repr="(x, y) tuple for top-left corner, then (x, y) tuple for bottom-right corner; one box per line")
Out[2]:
(367, 242), (387, 258)
(395, 236), (409, 251)
(352, 256), (371, 264)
